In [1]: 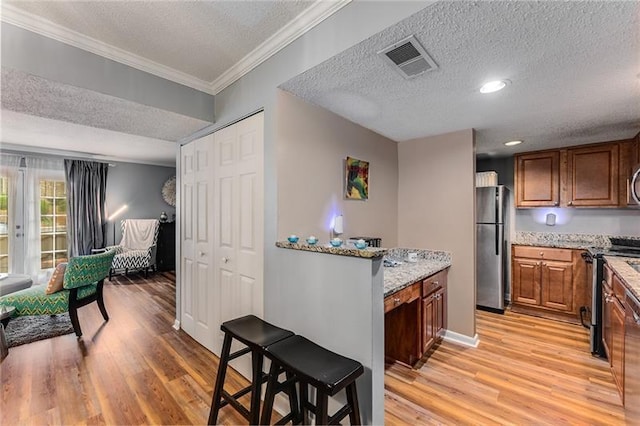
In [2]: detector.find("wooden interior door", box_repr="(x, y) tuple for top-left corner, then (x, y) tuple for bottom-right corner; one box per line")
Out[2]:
(213, 112), (265, 359)
(180, 135), (215, 349)
(180, 142), (195, 336)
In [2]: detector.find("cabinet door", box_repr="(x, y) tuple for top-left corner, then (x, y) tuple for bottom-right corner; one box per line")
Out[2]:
(541, 261), (574, 312)
(603, 284), (613, 361)
(435, 287), (446, 339)
(515, 151), (560, 207)
(567, 144), (619, 206)
(512, 259), (541, 305)
(422, 294), (435, 354)
(612, 296), (625, 401)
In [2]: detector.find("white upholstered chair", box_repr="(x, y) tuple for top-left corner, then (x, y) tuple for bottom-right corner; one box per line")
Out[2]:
(106, 219), (160, 279)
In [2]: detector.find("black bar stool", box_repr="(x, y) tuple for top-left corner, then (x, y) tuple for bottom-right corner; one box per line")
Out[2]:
(261, 335), (364, 425)
(208, 315), (297, 425)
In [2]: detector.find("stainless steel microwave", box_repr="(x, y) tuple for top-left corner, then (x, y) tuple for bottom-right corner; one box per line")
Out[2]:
(632, 164), (640, 205)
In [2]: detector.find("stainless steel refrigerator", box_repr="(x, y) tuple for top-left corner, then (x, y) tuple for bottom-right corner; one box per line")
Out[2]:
(476, 186), (509, 313)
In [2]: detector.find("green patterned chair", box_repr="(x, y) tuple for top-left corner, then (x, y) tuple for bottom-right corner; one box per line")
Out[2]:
(0, 250), (115, 338)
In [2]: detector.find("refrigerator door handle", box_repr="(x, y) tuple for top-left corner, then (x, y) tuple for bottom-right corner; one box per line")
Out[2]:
(495, 224), (500, 255)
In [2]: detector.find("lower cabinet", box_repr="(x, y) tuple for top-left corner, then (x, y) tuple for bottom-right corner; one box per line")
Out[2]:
(603, 263), (626, 402)
(511, 245), (588, 324)
(385, 268), (448, 366)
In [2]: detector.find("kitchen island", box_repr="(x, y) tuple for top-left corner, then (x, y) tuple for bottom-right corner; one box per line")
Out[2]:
(272, 242), (450, 424)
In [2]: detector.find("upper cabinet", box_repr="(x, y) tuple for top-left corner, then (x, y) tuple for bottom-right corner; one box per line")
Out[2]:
(515, 138), (633, 208)
(566, 144), (619, 207)
(515, 151), (560, 207)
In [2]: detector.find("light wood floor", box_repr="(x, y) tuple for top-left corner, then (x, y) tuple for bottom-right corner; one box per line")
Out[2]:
(1, 273), (627, 425)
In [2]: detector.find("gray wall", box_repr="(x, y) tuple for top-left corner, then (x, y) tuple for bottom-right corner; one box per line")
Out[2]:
(2, 23), (215, 122)
(207, 1), (429, 331)
(106, 162), (176, 245)
(477, 156), (640, 237)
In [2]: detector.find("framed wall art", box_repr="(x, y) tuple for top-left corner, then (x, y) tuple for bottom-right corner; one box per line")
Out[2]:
(345, 156), (369, 200)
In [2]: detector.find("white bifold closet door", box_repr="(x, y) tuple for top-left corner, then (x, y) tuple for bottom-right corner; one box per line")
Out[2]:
(180, 112), (264, 360)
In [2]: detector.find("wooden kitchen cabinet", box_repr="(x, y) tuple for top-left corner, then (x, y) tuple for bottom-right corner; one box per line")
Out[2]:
(515, 139), (628, 208)
(515, 151), (560, 207)
(602, 263), (626, 402)
(512, 246), (587, 323)
(422, 270), (447, 355)
(385, 282), (422, 366)
(386, 268), (448, 367)
(566, 144), (619, 207)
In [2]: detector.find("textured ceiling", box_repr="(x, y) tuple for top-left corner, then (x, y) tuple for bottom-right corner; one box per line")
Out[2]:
(1, 67), (212, 142)
(1, 110), (177, 166)
(5, 0), (314, 82)
(281, 1), (640, 157)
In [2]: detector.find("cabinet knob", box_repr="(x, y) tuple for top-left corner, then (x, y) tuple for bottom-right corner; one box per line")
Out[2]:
(539, 252), (544, 257)
(554, 201), (559, 206)
(222, 257), (229, 263)
(199, 251), (205, 257)
(568, 201), (573, 206)
(394, 298), (401, 305)
(433, 281), (439, 286)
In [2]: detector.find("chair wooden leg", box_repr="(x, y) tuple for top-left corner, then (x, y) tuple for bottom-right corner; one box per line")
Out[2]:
(144, 267), (148, 278)
(97, 287), (109, 321)
(346, 383), (361, 425)
(109, 269), (113, 280)
(315, 391), (329, 426)
(260, 362), (279, 425)
(68, 306), (82, 337)
(209, 333), (232, 425)
(249, 351), (264, 425)
(300, 383), (309, 425)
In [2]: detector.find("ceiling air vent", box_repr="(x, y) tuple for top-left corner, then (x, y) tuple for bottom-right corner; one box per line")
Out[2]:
(378, 35), (438, 79)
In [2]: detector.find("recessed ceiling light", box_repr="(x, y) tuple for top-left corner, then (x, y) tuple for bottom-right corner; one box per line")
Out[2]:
(480, 80), (508, 94)
(504, 140), (522, 146)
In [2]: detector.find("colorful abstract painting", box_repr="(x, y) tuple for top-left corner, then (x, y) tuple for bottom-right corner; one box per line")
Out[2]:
(345, 157), (369, 200)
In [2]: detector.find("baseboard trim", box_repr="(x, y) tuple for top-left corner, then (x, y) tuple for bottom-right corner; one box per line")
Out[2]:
(443, 330), (480, 348)
(173, 319), (180, 330)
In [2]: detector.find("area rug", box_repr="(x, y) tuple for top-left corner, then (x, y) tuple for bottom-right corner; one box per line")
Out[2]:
(4, 313), (74, 347)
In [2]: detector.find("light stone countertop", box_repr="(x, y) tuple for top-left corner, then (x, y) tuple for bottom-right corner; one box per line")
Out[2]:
(513, 231), (611, 250)
(383, 249), (452, 297)
(275, 241), (387, 258)
(604, 256), (640, 301)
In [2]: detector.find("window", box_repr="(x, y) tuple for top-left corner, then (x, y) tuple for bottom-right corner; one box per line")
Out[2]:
(40, 180), (67, 269)
(0, 177), (8, 273)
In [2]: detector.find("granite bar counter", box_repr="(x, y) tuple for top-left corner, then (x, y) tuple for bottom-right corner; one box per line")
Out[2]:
(275, 241), (387, 258)
(383, 248), (452, 297)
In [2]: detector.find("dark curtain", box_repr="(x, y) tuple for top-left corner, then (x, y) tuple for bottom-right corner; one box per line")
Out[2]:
(65, 160), (109, 256)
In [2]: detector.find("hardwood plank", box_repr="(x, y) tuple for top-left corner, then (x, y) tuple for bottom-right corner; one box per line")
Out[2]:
(1, 272), (628, 425)
(386, 309), (626, 424)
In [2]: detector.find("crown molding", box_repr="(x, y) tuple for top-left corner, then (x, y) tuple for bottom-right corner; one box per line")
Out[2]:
(1, 0), (351, 96)
(209, 0), (352, 94)
(1, 3), (215, 94)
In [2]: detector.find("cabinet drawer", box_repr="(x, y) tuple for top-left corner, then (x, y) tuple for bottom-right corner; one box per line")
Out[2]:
(385, 282), (421, 313)
(513, 246), (572, 262)
(423, 270), (447, 296)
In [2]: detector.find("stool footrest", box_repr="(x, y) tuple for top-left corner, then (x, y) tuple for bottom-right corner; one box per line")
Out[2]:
(221, 390), (251, 420)
(328, 404), (352, 425)
(228, 346), (252, 361)
(275, 412), (298, 425)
